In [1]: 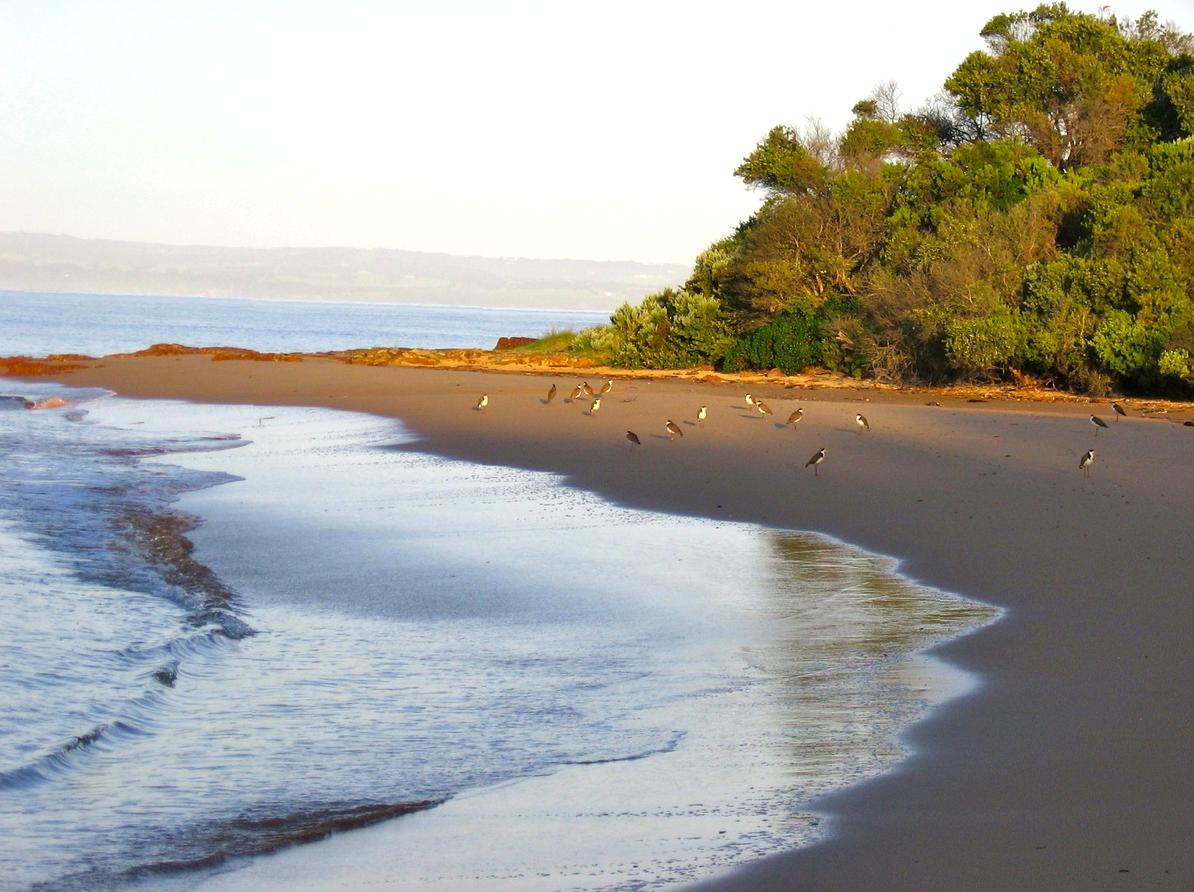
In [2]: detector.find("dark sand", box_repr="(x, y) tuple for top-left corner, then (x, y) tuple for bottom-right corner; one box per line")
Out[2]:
(12, 355), (1194, 890)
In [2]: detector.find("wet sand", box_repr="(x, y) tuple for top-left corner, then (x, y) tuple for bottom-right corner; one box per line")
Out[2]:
(12, 355), (1194, 890)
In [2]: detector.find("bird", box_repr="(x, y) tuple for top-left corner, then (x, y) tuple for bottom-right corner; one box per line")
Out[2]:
(805, 447), (827, 475)
(475, 394), (489, 410)
(666, 420), (683, 441)
(1112, 401), (1126, 421)
(626, 430), (641, 446)
(1079, 448), (1095, 476)
(581, 382), (595, 397)
(589, 397), (602, 416)
(787, 407), (804, 426)
(599, 379), (613, 396)
(756, 400), (773, 416)
(745, 393), (755, 407)
(855, 413), (870, 432)
(569, 384), (584, 401)
(697, 405), (707, 425)
(546, 383), (557, 404)
(1090, 414), (1108, 436)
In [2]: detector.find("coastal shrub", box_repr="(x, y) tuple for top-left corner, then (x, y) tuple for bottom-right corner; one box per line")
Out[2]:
(572, 289), (735, 369)
(721, 297), (863, 376)
(568, 325), (617, 363)
(721, 311), (822, 374)
(1158, 347), (1194, 386)
(1091, 309), (1164, 383)
(943, 310), (1023, 378)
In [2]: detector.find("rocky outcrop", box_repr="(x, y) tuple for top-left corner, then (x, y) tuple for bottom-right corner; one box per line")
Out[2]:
(493, 337), (536, 350)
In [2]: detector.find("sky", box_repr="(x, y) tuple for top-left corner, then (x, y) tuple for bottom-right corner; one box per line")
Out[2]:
(2, 1), (1192, 265)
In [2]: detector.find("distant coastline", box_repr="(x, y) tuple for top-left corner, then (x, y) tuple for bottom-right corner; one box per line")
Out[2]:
(0, 232), (687, 311)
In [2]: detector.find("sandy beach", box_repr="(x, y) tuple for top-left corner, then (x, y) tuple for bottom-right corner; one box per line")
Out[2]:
(9, 354), (1194, 890)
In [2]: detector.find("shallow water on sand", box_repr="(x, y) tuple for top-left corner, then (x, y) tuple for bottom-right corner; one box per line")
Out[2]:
(0, 387), (997, 891)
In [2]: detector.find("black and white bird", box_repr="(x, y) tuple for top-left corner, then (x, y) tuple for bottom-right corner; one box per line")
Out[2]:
(599, 379), (613, 396)
(1079, 448), (1095, 476)
(1112, 401), (1127, 421)
(756, 400), (773, 417)
(589, 397), (602, 416)
(569, 384), (584, 401)
(697, 405), (707, 425)
(666, 420), (684, 441)
(805, 447), (827, 475)
(787, 407), (804, 427)
(475, 393), (489, 410)
(626, 430), (642, 446)
(546, 383), (557, 404)
(1090, 414), (1108, 436)
(855, 413), (870, 432)
(745, 393), (755, 407)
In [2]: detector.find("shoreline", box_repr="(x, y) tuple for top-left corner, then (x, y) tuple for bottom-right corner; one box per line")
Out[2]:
(8, 355), (1194, 889)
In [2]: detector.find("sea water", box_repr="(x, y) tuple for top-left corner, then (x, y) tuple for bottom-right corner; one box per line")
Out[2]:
(0, 384), (998, 890)
(0, 289), (610, 357)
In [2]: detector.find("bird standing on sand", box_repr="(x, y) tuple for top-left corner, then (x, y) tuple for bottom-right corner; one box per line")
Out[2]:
(787, 407), (804, 427)
(805, 447), (827, 475)
(569, 384), (584, 401)
(1112, 402), (1127, 421)
(475, 394), (489, 410)
(546, 384), (557, 404)
(581, 382), (595, 398)
(855, 413), (870, 432)
(626, 430), (641, 446)
(1090, 414), (1108, 436)
(697, 405), (707, 425)
(589, 397), (602, 416)
(756, 400), (773, 417)
(745, 393), (755, 407)
(666, 420), (683, 441)
(1079, 448), (1095, 476)
(599, 379), (613, 396)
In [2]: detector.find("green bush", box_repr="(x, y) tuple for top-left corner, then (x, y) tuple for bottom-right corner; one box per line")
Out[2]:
(1158, 347), (1194, 384)
(1091, 309), (1164, 382)
(722, 312), (822, 374)
(943, 310), (1024, 377)
(572, 289), (735, 369)
(721, 298), (862, 375)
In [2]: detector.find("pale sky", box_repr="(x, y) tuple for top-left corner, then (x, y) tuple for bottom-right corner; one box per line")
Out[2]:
(2, 1), (1191, 265)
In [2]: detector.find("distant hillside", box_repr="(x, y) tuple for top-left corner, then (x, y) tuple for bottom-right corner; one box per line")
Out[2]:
(0, 233), (687, 311)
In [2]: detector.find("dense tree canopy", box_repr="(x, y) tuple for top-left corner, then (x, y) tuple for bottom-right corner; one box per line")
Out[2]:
(579, 5), (1194, 393)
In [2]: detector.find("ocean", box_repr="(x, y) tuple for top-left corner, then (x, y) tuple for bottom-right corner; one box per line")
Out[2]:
(0, 292), (999, 890)
(0, 289), (611, 357)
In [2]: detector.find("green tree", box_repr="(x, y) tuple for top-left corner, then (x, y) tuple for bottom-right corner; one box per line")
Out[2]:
(575, 7), (1194, 397)
(945, 5), (1177, 169)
